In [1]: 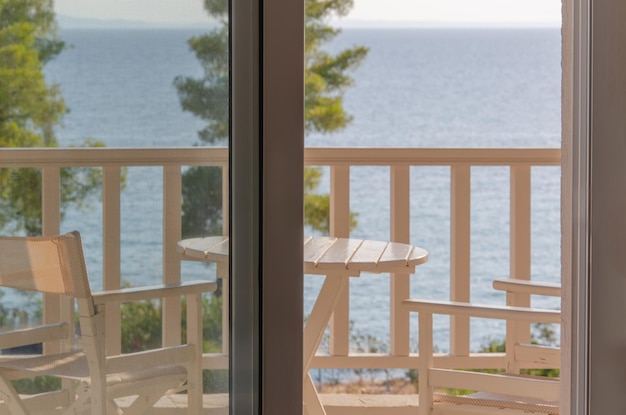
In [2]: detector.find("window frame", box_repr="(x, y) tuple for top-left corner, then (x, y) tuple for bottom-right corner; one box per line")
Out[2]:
(230, 0), (304, 413)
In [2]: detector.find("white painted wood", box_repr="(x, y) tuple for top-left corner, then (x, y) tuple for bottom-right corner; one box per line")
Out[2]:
(515, 344), (561, 368)
(303, 275), (350, 370)
(163, 165), (183, 348)
(92, 281), (217, 304)
(102, 166), (122, 356)
(314, 238), (363, 270)
(330, 165), (350, 238)
(418, 312), (433, 415)
(0, 323), (68, 349)
(42, 167), (62, 355)
(180, 236), (427, 414)
(180, 236), (428, 278)
(0, 146), (564, 411)
(321, 394), (418, 415)
(177, 236), (229, 263)
(1, 146), (561, 167)
(346, 239), (387, 269)
(450, 164), (471, 356)
(41, 167), (61, 235)
(492, 278), (562, 297)
(304, 372), (326, 415)
(0, 232), (211, 414)
(303, 147), (560, 166)
(403, 300), (560, 323)
(389, 165), (411, 355)
(510, 165), (532, 282)
(509, 166), (532, 360)
(429, 369), (560, 402)
(185, 292), (202, 413)
(105, 345), (195, 373)
(405, 295), (561, 415)
(431, 402), (550, 415)
(390, 165), (411, 356)
(310, 353), (508, 370)
(303, 236), (338, 264)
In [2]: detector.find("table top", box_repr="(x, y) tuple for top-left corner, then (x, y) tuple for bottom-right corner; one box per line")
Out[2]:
(177, 235), (428, 276)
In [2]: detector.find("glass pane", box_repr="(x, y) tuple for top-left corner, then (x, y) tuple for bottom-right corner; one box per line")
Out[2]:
(303, 0), (561, 403)
(1, 0), (230, 411)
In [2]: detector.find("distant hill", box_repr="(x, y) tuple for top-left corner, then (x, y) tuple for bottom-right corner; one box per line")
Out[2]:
(57, 15), (215, 30)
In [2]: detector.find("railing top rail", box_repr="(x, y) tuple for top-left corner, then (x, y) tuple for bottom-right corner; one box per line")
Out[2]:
(0, 147), (561, 168)
(304, 147), (561, 166)
(0, 147), (229, 167)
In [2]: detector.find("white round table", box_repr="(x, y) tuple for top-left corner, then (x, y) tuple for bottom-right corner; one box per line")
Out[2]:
(177, 235), (428, 415)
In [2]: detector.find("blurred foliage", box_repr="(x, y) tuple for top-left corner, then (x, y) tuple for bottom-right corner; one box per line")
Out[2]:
(0, 0), (119, 235)
(120, 293), (226, 393)
(175, 0), (367, 235)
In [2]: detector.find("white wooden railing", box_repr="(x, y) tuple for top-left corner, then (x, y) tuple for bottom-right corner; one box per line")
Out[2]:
(0, 146), (561, 374)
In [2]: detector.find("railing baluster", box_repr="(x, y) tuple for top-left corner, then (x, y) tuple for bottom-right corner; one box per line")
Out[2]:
(450, 164), (471, 356)
(508, 164), (532, 356)
(0, 147), (560, 376)
(42, 166), (61, 236)
(390, 165), (411, 355)
(102, 166), (122, 355)
(42, 167), (63, 355)
(329, 165), (350, 356)
(163, 165), (182, 347)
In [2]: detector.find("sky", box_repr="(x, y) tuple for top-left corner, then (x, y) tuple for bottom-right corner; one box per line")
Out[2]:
(54, 0), (562, 27)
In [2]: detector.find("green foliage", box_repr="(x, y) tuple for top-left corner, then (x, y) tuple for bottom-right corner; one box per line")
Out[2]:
(175, 0), (367, 234)
(119, 292), (226, 392)
(181, 166), (223, 238)
(0, 139), (108, 235)
(120, 300), (163, 353)
(304, 167), (358, 233)
(0, 1), (107, 235)
(304, 0), (368, 133)
(11, 376), (60, 395)
(0, 0), (65, 146)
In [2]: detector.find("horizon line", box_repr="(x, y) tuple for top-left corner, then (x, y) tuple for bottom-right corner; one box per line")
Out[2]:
(56, 14), (561, 30)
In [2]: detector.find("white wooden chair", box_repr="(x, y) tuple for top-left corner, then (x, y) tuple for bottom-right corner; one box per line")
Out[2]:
(403, 278), (561, 415)
(0, 231), (216, 414)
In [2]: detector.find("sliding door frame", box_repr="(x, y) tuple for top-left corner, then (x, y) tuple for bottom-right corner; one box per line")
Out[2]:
(230, 0), (304, 413)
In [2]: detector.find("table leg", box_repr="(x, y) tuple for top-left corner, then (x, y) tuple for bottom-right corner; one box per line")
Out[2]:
(303, 372), (325, 415)
(303, 274), (349, 415)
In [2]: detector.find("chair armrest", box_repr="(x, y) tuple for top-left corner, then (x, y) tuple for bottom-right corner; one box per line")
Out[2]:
(492, 278), (561, 297)
(0, 323), (69, 350)
(402, 299), (560, 324)
(92, 280), (217, 305)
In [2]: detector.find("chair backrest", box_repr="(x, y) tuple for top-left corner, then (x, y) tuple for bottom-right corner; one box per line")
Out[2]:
(0, 231), (92, 299)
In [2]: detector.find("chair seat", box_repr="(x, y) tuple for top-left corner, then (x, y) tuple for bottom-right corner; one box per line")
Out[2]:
(434, 390), (560, 414)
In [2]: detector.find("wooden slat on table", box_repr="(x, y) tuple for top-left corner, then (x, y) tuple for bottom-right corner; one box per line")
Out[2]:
(314, 239), (363, 270)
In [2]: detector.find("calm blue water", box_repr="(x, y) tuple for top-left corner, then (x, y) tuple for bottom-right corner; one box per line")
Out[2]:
(33, 28), (561, 353)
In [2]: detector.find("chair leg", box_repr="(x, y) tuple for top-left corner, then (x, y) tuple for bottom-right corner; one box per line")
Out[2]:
(186, 293), (203, 414)
(187, 367), (202, 415)
(63, 381), (92, 415)
(0, 375), (30, 415)
(89, 379), (108, 415)
(120, 393), (162, 415)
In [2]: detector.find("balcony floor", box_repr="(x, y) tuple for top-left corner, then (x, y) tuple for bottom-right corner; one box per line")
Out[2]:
(117, 393), (419, 414)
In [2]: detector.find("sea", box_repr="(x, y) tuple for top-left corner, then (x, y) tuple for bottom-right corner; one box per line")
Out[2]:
(15, 27), (562, 355)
